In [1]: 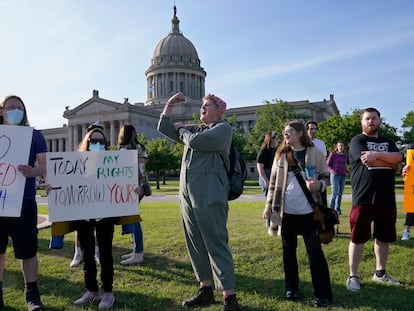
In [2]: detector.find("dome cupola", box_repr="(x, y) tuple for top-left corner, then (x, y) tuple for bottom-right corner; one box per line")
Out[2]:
(145, 6), (206, 119)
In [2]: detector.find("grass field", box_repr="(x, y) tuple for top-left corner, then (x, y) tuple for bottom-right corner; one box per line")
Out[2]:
(3, 179), (412, 310)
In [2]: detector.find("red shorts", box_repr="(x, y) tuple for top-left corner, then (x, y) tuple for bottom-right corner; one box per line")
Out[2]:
(350, 204), (396, 243)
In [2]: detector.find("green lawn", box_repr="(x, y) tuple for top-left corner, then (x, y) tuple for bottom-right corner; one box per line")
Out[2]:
(13, 180), (414, 311)
(3, 196), (414, 310)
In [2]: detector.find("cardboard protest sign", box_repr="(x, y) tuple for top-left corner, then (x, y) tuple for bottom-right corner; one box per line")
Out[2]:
(46, 150), (139, 222)
(0, 125), (33, 217)
(403, 149), (414, 213)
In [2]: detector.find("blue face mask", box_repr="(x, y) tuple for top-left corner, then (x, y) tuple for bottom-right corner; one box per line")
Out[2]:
(88, 143), (105, 151)
(6, 109), (24, 125)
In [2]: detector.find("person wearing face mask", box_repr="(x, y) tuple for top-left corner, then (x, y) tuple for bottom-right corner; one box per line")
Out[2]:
(71, 123), (116, 310)
(0, 95), (47, 311)
(117, 124), (149, 265)
(158, 92), (241, 311)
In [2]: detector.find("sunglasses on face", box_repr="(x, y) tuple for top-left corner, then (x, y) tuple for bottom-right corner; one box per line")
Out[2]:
(89, 138), (106, 144)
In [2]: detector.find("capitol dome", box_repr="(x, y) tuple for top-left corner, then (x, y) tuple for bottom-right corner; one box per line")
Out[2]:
(151, 7), (201, 67)
(145, 6), (206, 116)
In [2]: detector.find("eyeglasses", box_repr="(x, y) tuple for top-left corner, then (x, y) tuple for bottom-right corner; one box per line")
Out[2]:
(282, 128), (296, 135)
(89, 138), (106, 144)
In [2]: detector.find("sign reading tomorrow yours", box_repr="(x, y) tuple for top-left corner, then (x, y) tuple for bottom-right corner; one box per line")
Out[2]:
(46, 150), (139, 222)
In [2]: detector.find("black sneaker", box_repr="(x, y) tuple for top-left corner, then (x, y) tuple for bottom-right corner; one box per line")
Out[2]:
(220, 295), (240, 311)
(285, 290), (299, 301)
(182, 288), (214, 308)
(25, 287), (44, 311)
(314, 297), (332, 308)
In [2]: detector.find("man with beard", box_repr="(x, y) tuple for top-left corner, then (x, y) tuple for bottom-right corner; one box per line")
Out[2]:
(346, 107), (402, 293)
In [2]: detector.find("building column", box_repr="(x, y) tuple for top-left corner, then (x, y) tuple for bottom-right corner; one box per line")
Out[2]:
(52, 139), (57, 152)
(110, 120), (116, 147)
(73, 125), (79, 151)
(59, 138), (64, 152)
(67, 125), (73, 151)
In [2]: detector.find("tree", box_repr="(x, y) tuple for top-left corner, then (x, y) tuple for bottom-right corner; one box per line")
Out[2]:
(244, 99), (297, 160)
(145, 138), (177, 189)
(401, 110), (414, 144)
(318, 108), (401, 152)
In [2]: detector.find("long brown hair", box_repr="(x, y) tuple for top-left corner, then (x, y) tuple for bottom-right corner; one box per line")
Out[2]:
(0, 95), (29, 126)
(331, 140), (346, 153)
(118, 124), (139, 149)
(260, 131), (275, 150)
(276, 120), (314, 160)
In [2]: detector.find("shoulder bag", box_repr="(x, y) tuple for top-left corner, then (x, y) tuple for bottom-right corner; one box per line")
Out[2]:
(286, 150), (339, 244)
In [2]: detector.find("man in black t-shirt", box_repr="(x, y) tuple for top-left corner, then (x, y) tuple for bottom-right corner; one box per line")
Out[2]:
(346, 107), (402, 293)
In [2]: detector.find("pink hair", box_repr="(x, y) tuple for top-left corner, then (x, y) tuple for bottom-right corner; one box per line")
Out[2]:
(205, 94), (226, 114)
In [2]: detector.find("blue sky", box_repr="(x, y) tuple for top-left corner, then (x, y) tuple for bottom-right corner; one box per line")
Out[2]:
(1, 0), (413, 133)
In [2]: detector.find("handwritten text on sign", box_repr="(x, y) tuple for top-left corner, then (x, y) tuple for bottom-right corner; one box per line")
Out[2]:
(0, 125), (33, 217)
(46, 150), (139, 222)
(403, 149), (414, 213)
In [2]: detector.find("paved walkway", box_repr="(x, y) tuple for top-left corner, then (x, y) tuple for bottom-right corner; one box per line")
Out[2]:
(36, 193), (404, 230)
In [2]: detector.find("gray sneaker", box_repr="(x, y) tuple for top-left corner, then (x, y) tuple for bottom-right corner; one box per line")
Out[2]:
(346, 276), (361, 292)
(98, 292), (115, 310)
(372, 273), (400, 285)
(74, 290), (101, 306)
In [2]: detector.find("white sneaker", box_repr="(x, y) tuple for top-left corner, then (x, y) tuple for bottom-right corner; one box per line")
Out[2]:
(70, 251), (83, 267)
(372, 273), (400, 285)
(120, 252), (144, 265)
(95, 246), (100, 265)
(401, 230), (410, 241)
(346, 276), (361, 292)
(121, 251), (135, 260)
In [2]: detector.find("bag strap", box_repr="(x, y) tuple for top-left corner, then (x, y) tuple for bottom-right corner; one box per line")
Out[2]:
(286, 150), (317, 209)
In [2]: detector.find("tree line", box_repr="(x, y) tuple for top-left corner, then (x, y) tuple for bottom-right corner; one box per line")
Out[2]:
(136, 99), (413, 186)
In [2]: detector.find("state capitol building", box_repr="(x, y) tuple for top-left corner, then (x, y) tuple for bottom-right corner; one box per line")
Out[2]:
(41, 6), (339, 153)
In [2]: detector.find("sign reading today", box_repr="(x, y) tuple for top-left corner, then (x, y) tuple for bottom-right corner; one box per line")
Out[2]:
(403, 149), (414, 213)
(46, 150), (139, 222)
(0, 125), (33, 217)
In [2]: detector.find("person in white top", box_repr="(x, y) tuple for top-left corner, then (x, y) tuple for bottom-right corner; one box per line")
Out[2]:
(306, 121), (327, 157)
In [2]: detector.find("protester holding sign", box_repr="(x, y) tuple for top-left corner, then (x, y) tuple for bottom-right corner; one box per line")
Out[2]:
(118, 124), (149, 265)
(0, 95), (47, 311)
(158, 92), (241, 311)
(401, 166), (414, 241)
(72, 123), (116, 309)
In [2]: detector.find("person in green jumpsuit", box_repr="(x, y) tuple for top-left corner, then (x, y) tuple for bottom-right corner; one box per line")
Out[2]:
(158, 92), (241, 311)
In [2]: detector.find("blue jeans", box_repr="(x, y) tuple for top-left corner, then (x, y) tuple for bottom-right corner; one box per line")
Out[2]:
(259, 168), (271, 227)
(329, 174), (346, 214)
(133, 222), (144, 253)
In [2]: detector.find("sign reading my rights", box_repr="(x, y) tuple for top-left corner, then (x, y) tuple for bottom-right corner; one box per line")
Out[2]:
(46, 150), (139, 222)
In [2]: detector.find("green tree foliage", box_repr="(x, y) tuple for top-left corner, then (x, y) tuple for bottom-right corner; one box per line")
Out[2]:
(145, 138), (178, 189)
(318, 110), (361, 152)
(244, 99), (296, 160)
(225, 114), (246, 154)
(318, 108), (401, 152)
(401, 110), (414, 144)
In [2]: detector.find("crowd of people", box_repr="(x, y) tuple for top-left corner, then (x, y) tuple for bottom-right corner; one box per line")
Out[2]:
(0, 93), (408, 310)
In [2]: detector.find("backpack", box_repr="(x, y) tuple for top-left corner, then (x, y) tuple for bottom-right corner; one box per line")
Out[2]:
(223, 145), (248, 200)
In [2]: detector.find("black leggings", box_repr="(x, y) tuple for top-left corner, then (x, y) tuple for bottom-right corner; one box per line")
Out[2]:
(76, 219), (114, 292)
